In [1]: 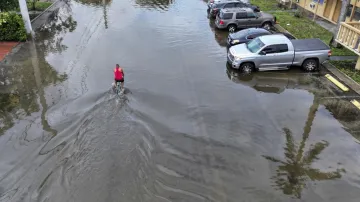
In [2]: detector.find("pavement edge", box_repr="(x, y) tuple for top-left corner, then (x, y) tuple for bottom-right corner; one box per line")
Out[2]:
(322, 62), (360, 95)
(30, 0), (60, 23)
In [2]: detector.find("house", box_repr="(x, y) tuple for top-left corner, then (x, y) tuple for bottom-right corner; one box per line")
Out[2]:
(294, 0), (360, 24)
(293, 0), (360, 69)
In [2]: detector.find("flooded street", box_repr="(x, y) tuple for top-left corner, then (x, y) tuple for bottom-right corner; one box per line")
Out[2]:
(1, 0), (360, 201)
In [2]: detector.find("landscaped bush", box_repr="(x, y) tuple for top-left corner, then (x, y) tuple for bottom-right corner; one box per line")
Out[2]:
(0, 0), (19, 12)
(0, 12), (27, 41)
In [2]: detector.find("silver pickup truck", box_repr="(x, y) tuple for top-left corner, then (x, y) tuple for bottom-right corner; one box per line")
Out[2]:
(227, 34), (331, 73)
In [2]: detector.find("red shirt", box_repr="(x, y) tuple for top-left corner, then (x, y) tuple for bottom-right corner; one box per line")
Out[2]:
(114, 68), (124, 80)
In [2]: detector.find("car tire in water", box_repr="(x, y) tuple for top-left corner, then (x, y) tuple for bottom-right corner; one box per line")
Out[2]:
(240, 62), (255, 74)
(262, 22), (271, 30)
(302, 59), (318, 72)
(228, 24), (237, 33)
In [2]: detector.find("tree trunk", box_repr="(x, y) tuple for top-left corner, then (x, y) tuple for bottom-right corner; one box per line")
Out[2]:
(32, 0), (36, 10)
(332, 0), (351, 47)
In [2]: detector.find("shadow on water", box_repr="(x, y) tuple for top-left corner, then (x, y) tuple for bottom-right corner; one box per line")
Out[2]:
(0, 1), (77, 136)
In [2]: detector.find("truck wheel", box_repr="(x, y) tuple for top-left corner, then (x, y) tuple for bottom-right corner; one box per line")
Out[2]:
(302, 59), (318, 72)
(228, 24), (237, 33)
(240, 63), (254, 74)
(262, 22), (271, 30)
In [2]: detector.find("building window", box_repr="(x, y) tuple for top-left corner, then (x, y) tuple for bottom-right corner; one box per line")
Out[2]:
(353, 7), (360, 21)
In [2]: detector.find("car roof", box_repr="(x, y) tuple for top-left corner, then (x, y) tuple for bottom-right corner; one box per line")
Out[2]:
(222, 7), (253, 13)
(258, 34), (289, 45)
(214, 0), (241, 3)
(245, 28), (269, 33)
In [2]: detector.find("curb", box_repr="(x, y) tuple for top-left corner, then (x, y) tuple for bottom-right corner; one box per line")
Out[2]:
(30, 0), (59, 23)
(322, 62), (360, 95)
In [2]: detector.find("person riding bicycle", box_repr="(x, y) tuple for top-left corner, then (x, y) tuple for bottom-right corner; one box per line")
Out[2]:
(113, 64), (124, 92)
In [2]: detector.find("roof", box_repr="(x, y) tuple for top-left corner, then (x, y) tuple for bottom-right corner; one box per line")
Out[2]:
(257, 34), (289, 45)
(222, 7), (253, 13)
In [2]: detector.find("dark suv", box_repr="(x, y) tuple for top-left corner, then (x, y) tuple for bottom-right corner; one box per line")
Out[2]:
(208, 0), (260, 18)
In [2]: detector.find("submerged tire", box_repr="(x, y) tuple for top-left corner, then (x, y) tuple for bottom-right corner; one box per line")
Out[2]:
(240, 63), (255, 74)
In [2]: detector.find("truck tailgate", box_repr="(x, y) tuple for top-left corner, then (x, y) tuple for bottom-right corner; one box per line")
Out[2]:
(291, 39), (330, 52)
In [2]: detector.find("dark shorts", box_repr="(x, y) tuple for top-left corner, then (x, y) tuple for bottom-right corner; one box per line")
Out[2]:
(115, 79), (124, 83)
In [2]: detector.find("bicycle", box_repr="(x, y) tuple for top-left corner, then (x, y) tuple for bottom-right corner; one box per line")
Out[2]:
(115, 81), (123, 95)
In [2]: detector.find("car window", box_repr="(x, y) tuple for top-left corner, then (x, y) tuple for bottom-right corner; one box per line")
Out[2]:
(224, 3), (235, 8)
(246, 34), (255, 40)
(214, 3), (224, 8)
(236, 12), (247, 19)
(247, 12), (256, 18)
(246, 38), (265, 53)
(220, 12), (233, 19)
(235, 2), (246, 7)
(262, 45), (278, 54)
(276, 44), (289, 52)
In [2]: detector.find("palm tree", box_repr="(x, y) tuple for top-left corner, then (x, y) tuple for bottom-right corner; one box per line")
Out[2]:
(263, 98), (345, 199)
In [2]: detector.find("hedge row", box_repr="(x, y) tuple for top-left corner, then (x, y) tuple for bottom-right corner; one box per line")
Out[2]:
(0, 12), (27, 41)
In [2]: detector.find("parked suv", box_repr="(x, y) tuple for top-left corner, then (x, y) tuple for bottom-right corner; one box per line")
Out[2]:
(208, 0), (260, 18)
(215, 8), (275, 32)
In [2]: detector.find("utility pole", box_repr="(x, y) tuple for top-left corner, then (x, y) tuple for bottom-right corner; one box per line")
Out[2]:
(18, 0), (33, 35)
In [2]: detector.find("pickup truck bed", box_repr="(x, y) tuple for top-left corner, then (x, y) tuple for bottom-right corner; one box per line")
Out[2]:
(291, 39), (330, 52)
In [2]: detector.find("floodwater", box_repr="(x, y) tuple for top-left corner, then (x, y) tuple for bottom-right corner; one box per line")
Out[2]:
(1, 0), (360, 201)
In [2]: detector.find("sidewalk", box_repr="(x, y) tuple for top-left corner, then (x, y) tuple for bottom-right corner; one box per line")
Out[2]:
(0, 42), (19, 61)
(0, 0), (63, 63)
(313, 17), (337, 35)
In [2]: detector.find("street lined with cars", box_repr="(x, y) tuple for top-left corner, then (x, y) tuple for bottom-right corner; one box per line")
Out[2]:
(206, 0), (331, 74)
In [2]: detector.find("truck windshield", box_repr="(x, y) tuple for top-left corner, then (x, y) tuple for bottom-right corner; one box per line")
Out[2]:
(246, 38), (265, 53)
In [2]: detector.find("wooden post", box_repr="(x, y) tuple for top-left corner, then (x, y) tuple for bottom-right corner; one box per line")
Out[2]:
(349, 3), (356, 21)
(313, 0), (320, 21)
(356, 56), (360, 70)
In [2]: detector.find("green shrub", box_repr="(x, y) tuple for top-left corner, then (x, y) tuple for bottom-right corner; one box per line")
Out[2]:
(0, 0), (19, 12)
(0, 12), (27, 41)
(294, 10), (302, 18)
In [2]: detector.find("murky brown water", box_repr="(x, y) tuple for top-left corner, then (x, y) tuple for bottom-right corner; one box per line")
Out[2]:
(1, 0), (360, 201)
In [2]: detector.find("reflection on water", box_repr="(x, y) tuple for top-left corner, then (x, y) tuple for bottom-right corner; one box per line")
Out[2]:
(208, 19), (228, 47)
(0, 3), (77, 136)
(226, 64), (325, 94)
(76, 0), (112, 6)
(134, 0), (175, 11)
(263, 127), (344, 199)
(226, 65), (360, 145)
